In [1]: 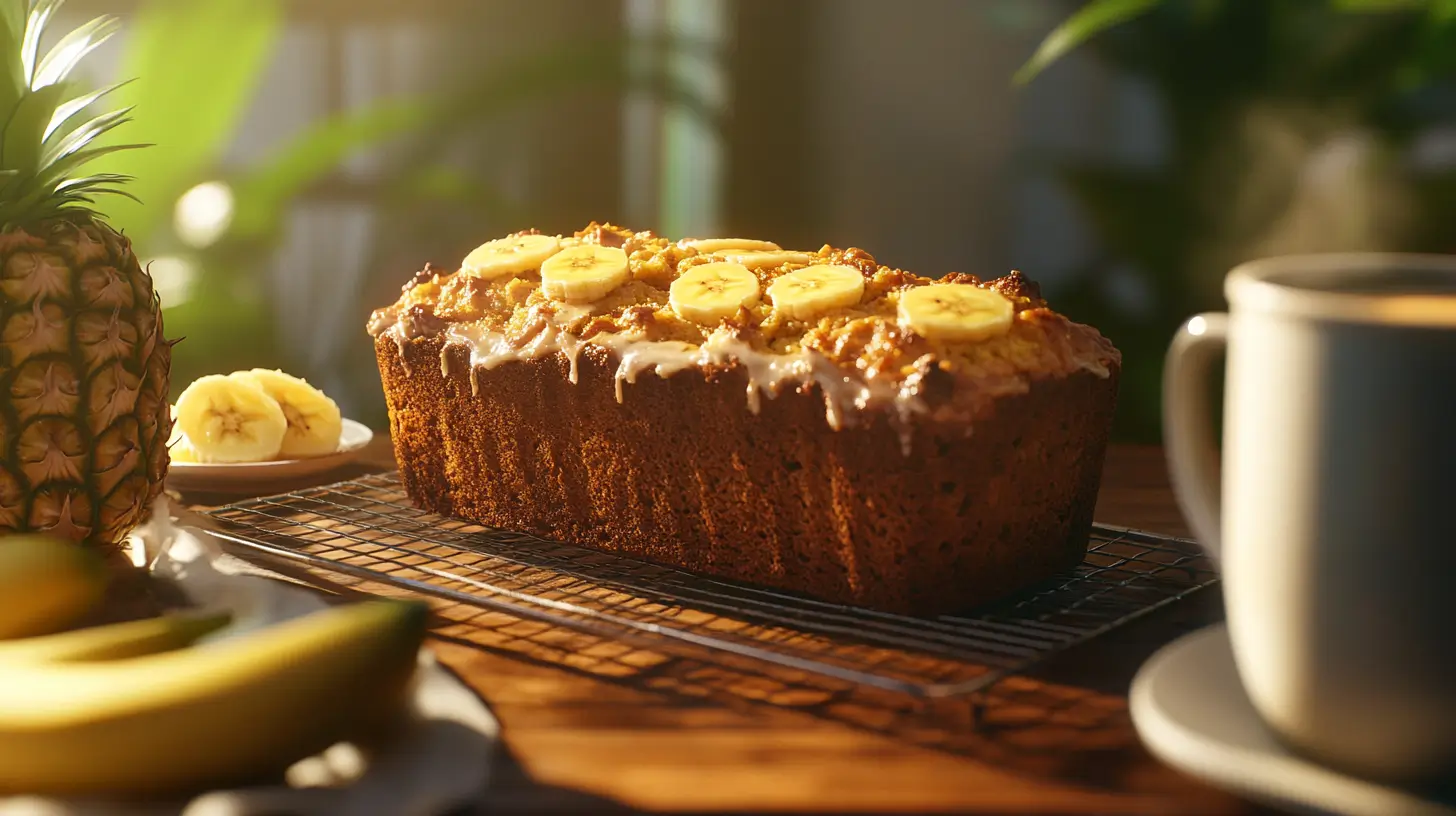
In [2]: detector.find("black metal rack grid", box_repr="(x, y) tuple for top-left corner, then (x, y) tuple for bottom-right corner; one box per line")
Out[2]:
(204, 472), (1217, 700)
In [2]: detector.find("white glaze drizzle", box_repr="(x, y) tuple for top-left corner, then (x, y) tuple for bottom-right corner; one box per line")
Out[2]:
(565, 336), (584, 385)
(413, 318), (944, 453)
(370, 307), (414, 374)
(376, 297), (1111, 456)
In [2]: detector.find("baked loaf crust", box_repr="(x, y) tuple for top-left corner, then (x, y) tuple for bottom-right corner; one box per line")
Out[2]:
(369, 223), (1121, 616)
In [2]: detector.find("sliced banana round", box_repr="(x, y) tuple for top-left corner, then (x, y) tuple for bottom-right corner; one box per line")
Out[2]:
(897, 283), (1014, 342)
(461, 234), (561, 280)
(669, 262), (760, 325)
(719, 250), (817, 269)
(680, 237), (780, 254)
(230, 369), (343, 458)
(174, 375), (287, 464)
(766, 263), (866, 321)
(540, 244), (632, 303)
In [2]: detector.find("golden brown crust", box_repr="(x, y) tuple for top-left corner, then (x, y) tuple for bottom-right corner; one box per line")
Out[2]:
(369, 222), (1123, 615)
(367, 222), (1121, 401)
(376, 333), (1119, 616)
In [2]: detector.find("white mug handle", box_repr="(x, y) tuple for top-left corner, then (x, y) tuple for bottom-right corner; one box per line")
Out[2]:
(1162, 313), (1228, 558)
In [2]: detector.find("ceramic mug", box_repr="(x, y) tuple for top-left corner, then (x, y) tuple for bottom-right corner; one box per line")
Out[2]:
(1163, 253), (1456, 784)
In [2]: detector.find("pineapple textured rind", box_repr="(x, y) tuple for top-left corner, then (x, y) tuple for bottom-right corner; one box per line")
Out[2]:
(0, 2), (172, 548)
(0, 213), (172, 545)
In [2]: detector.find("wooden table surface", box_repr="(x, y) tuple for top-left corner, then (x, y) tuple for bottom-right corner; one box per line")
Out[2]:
(185, 441), (1266, 815)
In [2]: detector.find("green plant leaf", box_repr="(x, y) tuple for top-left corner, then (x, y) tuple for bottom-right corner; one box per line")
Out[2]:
(220, 34), (717, 247)
(1329, 0), (1427, 10)
(32, 14), (119, 90)
(367, 34), (718, 209)
(1056, 164), (1190, 291)
(1405, 170), (1456, 252)
(19, 0), (61, 87)
(0, 1), (22, 59)
(0, 1), (33, 119)
(448, 34), (721, 125)
(40, 105), (133, 168)
(25, 141), (149, 198)
(1014, 0), (1167, 85)
(0, 140), (145, 224)
(1400, 2), (1456, 86)
(87, 0), (284, 243)
(226, 96), (439, 242)
(44, 79), (132, 142)
(1, 80), (70, 174)
(0, 2), (21, 116)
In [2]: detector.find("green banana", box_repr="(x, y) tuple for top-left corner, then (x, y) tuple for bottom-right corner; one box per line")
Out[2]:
(0, 535), (108, 640)
(0, 599), (429, 797)
(0, 610), (232, 664)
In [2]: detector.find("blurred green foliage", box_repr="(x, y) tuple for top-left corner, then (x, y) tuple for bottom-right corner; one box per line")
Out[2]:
(85, 0), (712, 410)
(1019, 0), (1456, 443)
(85, 0), (284, 392)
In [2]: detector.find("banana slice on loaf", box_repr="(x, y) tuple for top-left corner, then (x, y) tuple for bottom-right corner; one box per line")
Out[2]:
(719, 250), (817, 269)
(540, 245), (632, 303)
(669, 262), (761, 325)
(897, 283), (1014, 341)
(680, 237), (780, 254)
(462, 234), (561, 280)
(766, 263), (866, 321)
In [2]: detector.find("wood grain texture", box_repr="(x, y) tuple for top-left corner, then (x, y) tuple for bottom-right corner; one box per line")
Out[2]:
(175, 440), (1265, 815)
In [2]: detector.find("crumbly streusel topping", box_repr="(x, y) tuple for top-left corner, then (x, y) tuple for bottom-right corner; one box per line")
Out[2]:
(369, 222), (1120, 398)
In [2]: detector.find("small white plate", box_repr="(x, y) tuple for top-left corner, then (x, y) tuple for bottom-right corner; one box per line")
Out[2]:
(166, 419), (374, 493)
(1130, 623), (1456, 816)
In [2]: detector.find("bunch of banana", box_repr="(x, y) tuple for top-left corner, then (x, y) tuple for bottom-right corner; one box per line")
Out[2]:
(897, 283), (1015, 342)
(0, 534), (430, 797)
(171, 369), (343, 464)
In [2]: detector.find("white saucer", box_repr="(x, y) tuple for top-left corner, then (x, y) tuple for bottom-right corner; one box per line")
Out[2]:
(166, 419), (374, 493)
(1130, 624), (1456, 816)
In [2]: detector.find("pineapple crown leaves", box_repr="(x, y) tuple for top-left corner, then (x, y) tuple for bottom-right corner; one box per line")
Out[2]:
(0, 0), (147, 228)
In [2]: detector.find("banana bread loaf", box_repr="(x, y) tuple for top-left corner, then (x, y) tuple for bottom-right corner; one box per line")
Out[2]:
(369, 223), (1120, 616)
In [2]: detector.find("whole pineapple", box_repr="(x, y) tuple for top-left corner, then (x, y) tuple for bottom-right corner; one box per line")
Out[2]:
(0, 1), (171, 547)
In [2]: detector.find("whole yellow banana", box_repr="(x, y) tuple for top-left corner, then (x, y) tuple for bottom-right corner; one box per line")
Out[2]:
(0, 599), (428, 796)
(0, 611), (232, 664)
(0, 535), (107, 640)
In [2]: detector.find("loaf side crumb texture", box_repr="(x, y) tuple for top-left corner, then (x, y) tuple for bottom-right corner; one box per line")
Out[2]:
(377, 336), (1118, 616)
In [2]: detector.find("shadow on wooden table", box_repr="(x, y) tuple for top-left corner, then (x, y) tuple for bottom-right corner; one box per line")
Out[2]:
(238, 547), (1221, 798)
(171, 445), (1251, 813)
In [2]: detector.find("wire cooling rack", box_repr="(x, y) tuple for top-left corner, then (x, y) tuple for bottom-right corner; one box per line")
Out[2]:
(203, 472), (1217, 699)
